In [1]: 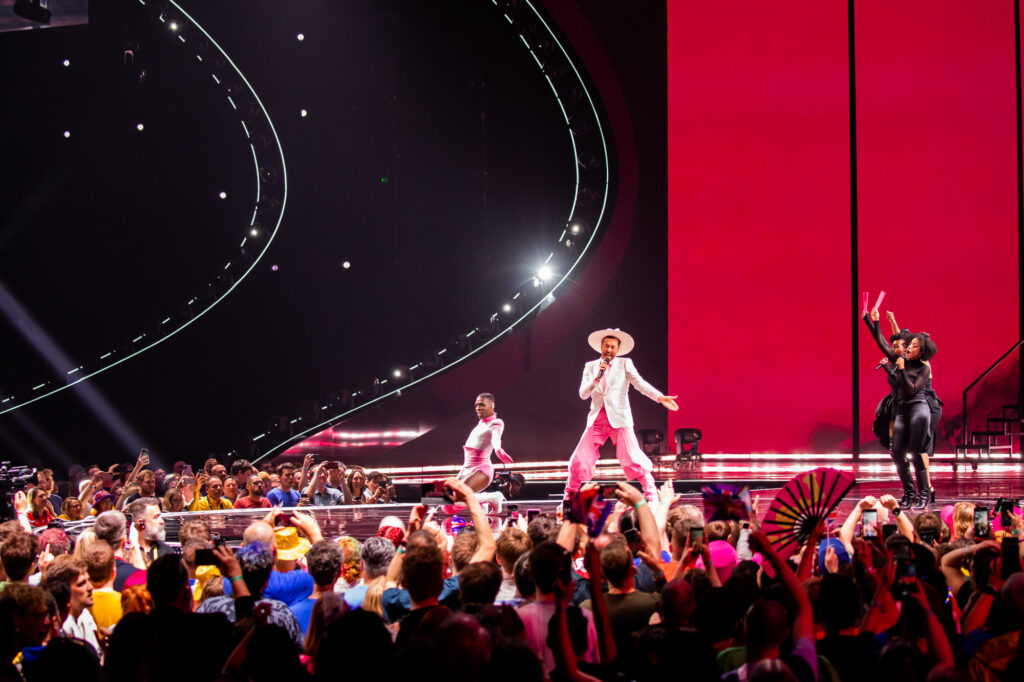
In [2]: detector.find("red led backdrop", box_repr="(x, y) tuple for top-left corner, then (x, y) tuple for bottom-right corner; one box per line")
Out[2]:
(668, 0), (1020, 454)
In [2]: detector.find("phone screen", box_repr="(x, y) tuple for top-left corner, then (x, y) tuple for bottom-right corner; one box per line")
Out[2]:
(975, 507), (991, 537)
(420, 481), (453, 505)
(1000, 499), (1018, 526)
(527, 509), (541, 523)
(599, 483), (618, 500)
(183, 464), (193, 476)
(194, 548), (218, 566)
(862, 509), (878, 537)
(689, 527), (704, 545)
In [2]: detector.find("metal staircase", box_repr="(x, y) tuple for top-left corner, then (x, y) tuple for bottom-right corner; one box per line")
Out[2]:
(954, 340), (1023, 471)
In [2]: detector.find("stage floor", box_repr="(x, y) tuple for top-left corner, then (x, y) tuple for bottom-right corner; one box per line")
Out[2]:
(160, 461), (1024, 544)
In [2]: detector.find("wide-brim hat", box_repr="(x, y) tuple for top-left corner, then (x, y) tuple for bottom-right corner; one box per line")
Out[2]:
(588, 328), (635, 356)
(275, 526), (312, 561)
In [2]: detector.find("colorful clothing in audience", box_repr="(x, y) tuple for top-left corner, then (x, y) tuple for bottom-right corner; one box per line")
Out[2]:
(222, 568), (314, 607)
(266, 488), (301, 507)
(89, 589), (123, 630)
(113, 558), (141, 592)
(188, 495), (233, 511)
(234, 496), (272, 509)
(518, 600), (598, 672)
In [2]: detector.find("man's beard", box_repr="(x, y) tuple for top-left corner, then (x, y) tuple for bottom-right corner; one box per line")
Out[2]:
(144, 526), (166, 543)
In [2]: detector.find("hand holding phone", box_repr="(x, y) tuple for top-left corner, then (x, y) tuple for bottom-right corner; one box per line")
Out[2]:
(689, 526), (704, 547)
(194, 548), (219, 566)
(975, 507), (991, 538)
(862, 509), (878, 538)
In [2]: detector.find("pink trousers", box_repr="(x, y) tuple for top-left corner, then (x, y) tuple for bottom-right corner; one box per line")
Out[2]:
(565, 409), (658, 500)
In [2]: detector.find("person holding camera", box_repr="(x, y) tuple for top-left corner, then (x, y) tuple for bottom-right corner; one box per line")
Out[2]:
(366, 471), (396, 504)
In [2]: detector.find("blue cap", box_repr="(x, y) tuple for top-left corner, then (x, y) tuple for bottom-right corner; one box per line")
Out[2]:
(818, 537), (851, 569)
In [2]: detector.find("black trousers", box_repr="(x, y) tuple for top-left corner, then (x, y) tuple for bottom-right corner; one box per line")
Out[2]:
(926, 395), (942, 458)
(892, 400), (930, 479)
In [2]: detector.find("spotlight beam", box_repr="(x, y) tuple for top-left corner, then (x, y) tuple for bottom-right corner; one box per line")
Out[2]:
(0, 280), (148, 451)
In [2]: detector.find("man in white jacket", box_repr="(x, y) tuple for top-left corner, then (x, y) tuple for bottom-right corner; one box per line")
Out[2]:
(564, 328), (678, 502)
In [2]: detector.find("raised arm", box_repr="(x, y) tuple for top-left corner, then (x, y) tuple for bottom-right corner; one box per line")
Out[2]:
(615, 482), (661, 558)
(447, 478), (496, 563)
(295, 453), (315, 497)
(885, 310), (902, 337)
(839, 497), (876, 555)
(124, 450), (148, 487)
(582, 542), (618, 665)
(751, 531), (815, 644)
(863, 310), (897, 361)
(337, 466), (354, 504)
(906, 578), (955, 669)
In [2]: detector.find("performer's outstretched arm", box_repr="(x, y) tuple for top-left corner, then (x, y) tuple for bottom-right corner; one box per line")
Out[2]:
(863, 309), (898, 362)
(489, 420), (513, 464)
(886, 310), (902, 336)
(624, 360), (678, 411)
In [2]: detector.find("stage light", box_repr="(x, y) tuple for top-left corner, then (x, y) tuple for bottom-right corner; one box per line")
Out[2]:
(169, 21), (179, 31)
(391, 365), (411, 386)
(13, 0), (50, 24)
(136, 123), (144, 131)
(63, 131), (70, 138)
(249, 227), (261, 238)
(499, 298), (522, 324)
(537, 264), (554, 281)
(568, 219), (590, 237)
(297, 33), (305, 41)
(271, 264), (279, 272)
(341, 261), (351, 269)
(219, 191), (227, 199)
(62, 59), (70, 67)
(300, 109), (308, 117)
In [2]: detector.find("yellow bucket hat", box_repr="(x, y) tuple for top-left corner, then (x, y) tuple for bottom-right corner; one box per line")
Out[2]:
(275, 526), (312, 561)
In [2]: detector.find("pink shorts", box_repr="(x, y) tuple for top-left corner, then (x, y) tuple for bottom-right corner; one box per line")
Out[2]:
(458, 446), (494, 487)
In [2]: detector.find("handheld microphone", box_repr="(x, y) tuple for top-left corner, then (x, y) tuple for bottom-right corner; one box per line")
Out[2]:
(875, 360), (887, 370)
(597, 356), (613, 380)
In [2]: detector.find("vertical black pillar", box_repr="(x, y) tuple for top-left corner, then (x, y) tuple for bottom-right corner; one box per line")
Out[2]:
(849, 0), (860, 460)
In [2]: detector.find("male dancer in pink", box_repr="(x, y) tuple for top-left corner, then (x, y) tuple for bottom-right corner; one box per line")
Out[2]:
(446, 392), (512, 513)
(565, 328), (678, 502)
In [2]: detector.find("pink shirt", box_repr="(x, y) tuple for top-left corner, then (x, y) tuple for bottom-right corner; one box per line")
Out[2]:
(516, 600), (599, 672)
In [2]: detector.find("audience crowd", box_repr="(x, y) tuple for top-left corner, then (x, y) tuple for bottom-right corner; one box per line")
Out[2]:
(1, 453), (1023, 681)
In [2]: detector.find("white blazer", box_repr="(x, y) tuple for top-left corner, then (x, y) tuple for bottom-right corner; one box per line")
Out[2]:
(578, 356), (663, 429)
